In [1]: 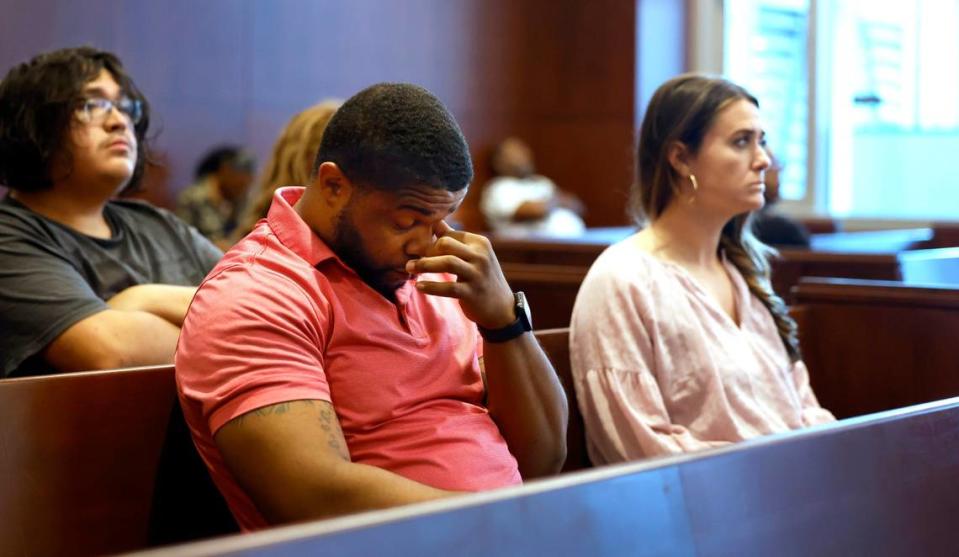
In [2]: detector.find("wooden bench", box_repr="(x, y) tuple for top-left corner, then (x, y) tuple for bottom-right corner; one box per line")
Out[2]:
(899, 247), (959, 285)
(534, 328), (590, 471)
(0, 329), (581, 554)
(494, 227), (959, 326)
(0, 366), (236, 556)
(793, 277), (959, 419)
(491, 232), (624, 328)
(138, 396), (959, 556)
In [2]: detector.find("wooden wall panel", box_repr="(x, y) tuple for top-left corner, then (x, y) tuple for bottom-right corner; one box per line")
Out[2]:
(0, 0), (654, 228)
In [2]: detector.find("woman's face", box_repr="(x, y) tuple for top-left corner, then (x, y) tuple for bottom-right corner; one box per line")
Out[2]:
(683, 98), (770, 218)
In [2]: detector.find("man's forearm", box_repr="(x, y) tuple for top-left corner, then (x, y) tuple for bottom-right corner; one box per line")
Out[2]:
(107, 284), (198, 326)
(258, 460), (459, 524)
(45, 309), (181, 372)
(482, 333), (568, 479)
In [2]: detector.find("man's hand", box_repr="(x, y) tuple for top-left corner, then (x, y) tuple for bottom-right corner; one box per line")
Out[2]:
(406, 221), (568, 478)
(406, 220), (515, 329)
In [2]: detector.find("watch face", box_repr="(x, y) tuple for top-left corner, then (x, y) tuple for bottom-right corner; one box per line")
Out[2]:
(515, 291), (532, 329)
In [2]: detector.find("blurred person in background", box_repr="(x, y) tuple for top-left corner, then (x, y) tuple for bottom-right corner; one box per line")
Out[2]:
(177, 145), (256, 249)
(751, 148), (810, 247)
(480, 136), (586, 236)
(232, 100), (341, 241)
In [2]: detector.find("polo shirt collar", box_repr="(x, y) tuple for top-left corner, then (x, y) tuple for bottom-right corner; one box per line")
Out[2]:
(267, 186), (337, 267)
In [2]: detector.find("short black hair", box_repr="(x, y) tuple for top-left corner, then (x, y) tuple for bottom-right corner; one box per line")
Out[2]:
(0, 46), (151, 193)
(194, 145), (256, 179)
(315, 83), (473, 192)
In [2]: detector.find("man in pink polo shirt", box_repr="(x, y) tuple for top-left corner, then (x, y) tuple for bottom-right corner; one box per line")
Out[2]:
(175, 83), (568, 531)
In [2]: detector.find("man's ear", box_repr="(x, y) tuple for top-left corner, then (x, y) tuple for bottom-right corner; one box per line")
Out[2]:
(666, 141), (693, 177)
(313, 162), (354, 210)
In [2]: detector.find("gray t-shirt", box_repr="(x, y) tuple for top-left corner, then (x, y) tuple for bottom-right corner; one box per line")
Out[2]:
(0, 196), (223, 377)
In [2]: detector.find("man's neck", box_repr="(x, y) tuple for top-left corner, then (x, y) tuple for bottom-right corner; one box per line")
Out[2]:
(11, 183), (115, 239)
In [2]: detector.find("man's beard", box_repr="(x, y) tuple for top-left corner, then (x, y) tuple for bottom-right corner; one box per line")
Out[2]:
(330, 208), (409, 299)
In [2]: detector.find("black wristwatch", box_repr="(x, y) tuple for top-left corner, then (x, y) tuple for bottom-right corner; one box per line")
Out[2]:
(478, 292), (532, 343)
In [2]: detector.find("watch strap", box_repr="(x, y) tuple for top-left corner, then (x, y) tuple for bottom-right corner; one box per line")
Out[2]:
(477, 292), (532, 343)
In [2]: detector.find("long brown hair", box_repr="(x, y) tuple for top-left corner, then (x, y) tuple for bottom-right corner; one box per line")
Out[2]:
(233, 100), (341, 240)
(632, 74), (801, 361)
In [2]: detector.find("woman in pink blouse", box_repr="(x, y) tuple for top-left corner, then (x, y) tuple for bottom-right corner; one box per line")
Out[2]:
(570, 74), (834, 464)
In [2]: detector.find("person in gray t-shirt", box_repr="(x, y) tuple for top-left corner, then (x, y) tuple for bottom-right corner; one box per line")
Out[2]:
(0, 47), (222, 377)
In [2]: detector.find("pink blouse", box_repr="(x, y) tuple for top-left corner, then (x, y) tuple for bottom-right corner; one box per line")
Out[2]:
(569, 236), (834, 464)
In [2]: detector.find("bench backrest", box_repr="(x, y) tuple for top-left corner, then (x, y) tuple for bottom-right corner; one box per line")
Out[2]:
(0, 366), (176, 555)
(794, 277), (959, 418)
(144, 397), (959, 556)
(0, 365), (236, 556)
(534, 327), (590, 471)
(898, 246), (959, 285)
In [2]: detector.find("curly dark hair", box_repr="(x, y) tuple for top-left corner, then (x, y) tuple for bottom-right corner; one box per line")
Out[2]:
(0, 46), (151, 193)
(315, 83), (472, 192)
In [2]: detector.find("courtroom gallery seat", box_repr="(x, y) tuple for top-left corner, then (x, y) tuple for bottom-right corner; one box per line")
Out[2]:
(792, 277), (959, 419)
(0, 330), (580, 555)
(535, 327), (591, 471)
(146, 397), (959, 556)
(0, 365), (237, 557)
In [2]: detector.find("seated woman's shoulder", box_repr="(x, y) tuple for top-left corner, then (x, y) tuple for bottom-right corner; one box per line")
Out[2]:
(592, 234), (658, 271)
(583, 235), (665, 291)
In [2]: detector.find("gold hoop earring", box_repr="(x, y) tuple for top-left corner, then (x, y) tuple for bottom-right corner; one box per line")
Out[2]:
(686, 174), (699, 204)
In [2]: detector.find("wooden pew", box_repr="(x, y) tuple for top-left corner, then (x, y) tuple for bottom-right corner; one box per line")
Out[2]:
(798, 216), (840, 234)
(0, 329), (580, 555)
(491, 228), (631, 329)
(489, 226), (635, 267)
(793, 277), (959, 419)
(534, 328), (590, 471)
(928, 221), (959, 248)
(495, 226), (959, 327)
(899, 247), (959, 285)
(137, 397), (959, 556)
(807, 226), (933, 252)
(0, 366), (236, 557)
(771, 250), (904, 302)
(501, 264), (588, 329)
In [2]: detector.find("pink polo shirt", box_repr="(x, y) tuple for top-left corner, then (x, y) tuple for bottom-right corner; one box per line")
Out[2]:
(175, 187), (520, 531)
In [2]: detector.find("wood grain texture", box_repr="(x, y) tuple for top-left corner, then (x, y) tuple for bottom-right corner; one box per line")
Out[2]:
(0, 0), (644, 229)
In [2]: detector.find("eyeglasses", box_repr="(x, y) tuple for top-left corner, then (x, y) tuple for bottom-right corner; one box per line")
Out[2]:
(75, 96), (143, 126)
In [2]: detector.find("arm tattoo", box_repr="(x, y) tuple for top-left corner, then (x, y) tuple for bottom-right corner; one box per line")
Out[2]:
(225, 401), (351, 461)
(319, 406), (351, 462)
(227, 402), (293, 426)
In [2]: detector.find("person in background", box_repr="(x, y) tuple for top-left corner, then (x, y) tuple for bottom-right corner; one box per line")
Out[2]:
(480, 136), (586, 236)
(175, 83), (568, 530)
(232, 100), (341, 241)
(751, 148), (811, 247)
(0, 47), (221, 378)
(570, 74), (834, 464)
(176, 145), (256, 249)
